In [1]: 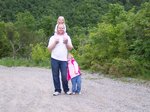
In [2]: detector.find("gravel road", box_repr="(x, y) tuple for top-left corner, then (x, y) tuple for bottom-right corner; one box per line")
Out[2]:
(0, 66), (150, 112)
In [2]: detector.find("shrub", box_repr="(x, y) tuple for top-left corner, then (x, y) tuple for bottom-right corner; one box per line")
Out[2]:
(109, 58), (141, 77)
(31, 43), (50, 66)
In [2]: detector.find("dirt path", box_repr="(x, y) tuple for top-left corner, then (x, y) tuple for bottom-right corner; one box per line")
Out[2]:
(0, 66), (150, 112)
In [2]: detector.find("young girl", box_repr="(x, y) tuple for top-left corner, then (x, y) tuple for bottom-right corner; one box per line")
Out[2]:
(54, 16), (67, 34)
(54, 16), (68, 44)
(67, 53), (81, 95)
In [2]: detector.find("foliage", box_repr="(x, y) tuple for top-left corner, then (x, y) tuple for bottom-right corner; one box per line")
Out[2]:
(15, 11), (36, 31)
(31, 43), (50, 66)
(0, 1), (149, 79)
(0, 22), (11, 58)
(36, 16), (54, 36)
(77, 2), (150, 79)
(109, 58), (141, 77)
(0, 57), (33, 67)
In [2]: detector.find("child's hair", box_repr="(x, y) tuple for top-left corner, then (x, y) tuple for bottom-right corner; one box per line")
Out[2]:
(68, 53), (74, 59)
(54, 16), (67, 33)
(57, 16), (65, 24)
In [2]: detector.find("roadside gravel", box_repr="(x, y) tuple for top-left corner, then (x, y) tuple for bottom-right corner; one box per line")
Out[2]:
(0, 66), (150, 112)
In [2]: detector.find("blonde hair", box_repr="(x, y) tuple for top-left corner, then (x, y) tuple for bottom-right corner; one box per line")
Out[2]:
(68, 53), (74, 58)
(54, 16), (66, 33)
(57, 16), (65, 24)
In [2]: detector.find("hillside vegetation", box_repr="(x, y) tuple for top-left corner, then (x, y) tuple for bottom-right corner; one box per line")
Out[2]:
(0, 0), (149, 79)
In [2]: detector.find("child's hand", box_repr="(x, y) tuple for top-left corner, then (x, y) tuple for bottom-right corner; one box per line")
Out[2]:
(63, 39), (68, 44)
(55, 37), (59, 44)
(74, 70), (78, 74)
(63, 36), (68, 44)
(55, 40), (59, 44)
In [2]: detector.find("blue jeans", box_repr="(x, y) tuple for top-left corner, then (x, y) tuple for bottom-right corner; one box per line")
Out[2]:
(51, 58), (69, 93)
(71, 75), (81, 93)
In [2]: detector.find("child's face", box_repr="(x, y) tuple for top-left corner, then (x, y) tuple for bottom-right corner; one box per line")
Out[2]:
(58, 17), (64, 24)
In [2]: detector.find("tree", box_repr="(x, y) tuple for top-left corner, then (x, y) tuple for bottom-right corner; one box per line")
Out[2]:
(0, 21), (11, 58)
(15, 11), (36, 31)
(5, 22), (20, 58)
(37, 16), (54, 37)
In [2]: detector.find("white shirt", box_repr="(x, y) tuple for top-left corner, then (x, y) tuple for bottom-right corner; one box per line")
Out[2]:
(48, 34), (72, 61)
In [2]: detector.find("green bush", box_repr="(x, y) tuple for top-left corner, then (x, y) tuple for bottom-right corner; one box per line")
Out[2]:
(31, 43), (50, 67)
(109, 58), (141, 77)
(0, 57), (33, 67)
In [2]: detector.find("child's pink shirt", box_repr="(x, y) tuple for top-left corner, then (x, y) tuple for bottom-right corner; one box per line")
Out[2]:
(67, 58), (81, 80)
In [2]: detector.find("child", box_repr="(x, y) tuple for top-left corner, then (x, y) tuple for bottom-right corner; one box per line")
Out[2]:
(54, 16), (67, 34)
(67, 53), (82, 95)
(54, 16), (68, 44)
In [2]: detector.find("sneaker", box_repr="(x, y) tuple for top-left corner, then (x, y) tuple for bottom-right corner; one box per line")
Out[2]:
(72, 92), (76, 95)
(53, 91), (60, 96)
(77, 92), (81, 95)
(65, 91), (72, 95)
